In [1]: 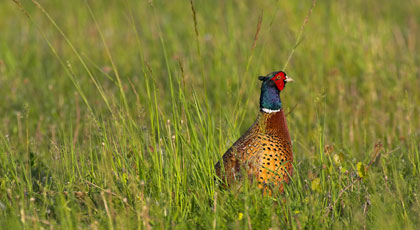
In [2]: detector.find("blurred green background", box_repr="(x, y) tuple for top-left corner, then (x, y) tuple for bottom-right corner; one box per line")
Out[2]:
(0, 0), (419, 229)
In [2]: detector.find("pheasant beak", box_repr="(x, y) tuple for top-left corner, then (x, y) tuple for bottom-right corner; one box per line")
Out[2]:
(284, 77), (294, 82)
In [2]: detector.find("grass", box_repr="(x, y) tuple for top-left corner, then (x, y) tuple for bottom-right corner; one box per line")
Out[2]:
(1, 0), (420, 229)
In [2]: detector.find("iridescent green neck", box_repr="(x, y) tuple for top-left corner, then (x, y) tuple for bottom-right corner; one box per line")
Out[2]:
(260, 83), (282, 112)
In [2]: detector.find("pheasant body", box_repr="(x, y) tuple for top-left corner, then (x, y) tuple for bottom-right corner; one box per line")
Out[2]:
(215, 71), (293, 192)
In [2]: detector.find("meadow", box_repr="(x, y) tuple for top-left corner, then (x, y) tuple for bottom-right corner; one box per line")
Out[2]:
(1, 0), (420, 229)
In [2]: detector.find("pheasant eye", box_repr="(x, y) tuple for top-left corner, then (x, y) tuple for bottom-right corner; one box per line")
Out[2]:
(272, 71), (286, 81)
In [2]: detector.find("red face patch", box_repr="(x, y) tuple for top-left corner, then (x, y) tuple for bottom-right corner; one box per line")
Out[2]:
(270, 71), (287, 91)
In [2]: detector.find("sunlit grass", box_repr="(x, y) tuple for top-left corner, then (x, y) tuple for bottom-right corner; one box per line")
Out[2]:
(1, 0), (419, 229)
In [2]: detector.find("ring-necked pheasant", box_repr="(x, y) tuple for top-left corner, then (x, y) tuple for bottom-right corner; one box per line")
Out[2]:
(215, 71), (293, 193)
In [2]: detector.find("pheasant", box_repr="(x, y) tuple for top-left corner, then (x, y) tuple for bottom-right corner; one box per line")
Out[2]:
(215, 71), (293, 193)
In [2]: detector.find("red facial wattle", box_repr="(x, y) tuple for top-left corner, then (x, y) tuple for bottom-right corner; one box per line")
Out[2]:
(270, 72), (287, 91)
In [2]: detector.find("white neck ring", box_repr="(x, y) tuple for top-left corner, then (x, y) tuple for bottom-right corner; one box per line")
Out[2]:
(261, 108), (281, 113)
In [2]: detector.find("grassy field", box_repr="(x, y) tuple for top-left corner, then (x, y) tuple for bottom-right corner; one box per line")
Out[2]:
(1, 0), (420, 229)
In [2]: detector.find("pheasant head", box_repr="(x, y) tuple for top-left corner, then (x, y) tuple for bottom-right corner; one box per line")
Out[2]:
(258, 71), (293, 113)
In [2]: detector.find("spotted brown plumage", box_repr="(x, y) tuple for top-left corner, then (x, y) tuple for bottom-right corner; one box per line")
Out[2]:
(215, 71), (293, 193)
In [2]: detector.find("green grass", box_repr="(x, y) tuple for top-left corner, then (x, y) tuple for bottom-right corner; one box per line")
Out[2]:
(1, 0), (420, 229)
